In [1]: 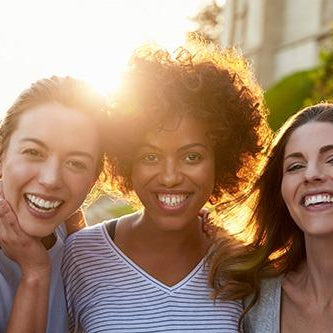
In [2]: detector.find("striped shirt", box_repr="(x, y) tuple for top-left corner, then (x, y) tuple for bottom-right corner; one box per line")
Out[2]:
(62, 222), (242, 333)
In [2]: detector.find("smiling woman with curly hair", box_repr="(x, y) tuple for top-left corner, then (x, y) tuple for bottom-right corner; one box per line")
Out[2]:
(62, 41), (272, 333)
(107, 43), (270, 202)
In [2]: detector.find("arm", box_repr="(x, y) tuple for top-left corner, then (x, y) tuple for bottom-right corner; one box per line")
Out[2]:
(0, 199), (50, 333)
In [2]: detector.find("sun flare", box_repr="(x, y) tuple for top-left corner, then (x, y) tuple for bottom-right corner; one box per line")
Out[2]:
(0, 0), (215, 114)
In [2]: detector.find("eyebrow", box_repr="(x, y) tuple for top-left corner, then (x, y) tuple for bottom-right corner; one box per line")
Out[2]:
(20, 138), (95, 161)
(284, 152), (303, 161)
(178, 143), (210, 152)
(138, 143), (210, 152)
(284, 144), (333, 161)
(320, 144), (333, 154)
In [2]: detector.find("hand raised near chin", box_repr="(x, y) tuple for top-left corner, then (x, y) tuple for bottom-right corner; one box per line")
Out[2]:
(199, 208), (219, 240)
(0, 196), (50, 277)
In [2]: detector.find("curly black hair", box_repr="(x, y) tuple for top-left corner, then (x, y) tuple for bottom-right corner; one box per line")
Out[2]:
(107, 42), (271, 203)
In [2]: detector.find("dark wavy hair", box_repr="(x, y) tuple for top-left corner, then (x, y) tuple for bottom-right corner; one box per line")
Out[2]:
(209, 102), (333, 325)
(107, 42), (271, 203)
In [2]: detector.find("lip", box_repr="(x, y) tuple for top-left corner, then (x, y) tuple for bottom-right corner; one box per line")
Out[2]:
(154, 191), (192, 213)
(299, 191), (333, 213)
(25, 192), (64, 202)
(24, 192), (64, 220)
(300, 190), (333, 205)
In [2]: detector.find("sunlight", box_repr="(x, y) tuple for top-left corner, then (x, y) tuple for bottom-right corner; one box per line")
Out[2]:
(0, 0), (214, 114)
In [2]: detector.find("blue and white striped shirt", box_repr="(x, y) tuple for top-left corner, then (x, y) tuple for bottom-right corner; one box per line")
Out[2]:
(62, 222), (242, 333)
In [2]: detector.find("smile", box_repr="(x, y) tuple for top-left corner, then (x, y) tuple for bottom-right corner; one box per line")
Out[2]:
(303, 193), (333, 207)
(25, 193), (63, 212)
(157, 193), (189, 207)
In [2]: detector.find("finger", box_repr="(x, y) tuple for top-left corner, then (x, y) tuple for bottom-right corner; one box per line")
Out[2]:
(0, 198), (10, 216)
(0, 181), (4, 199)
(0, 200), (21, 236)
(198, 208), (209, 220)
(0, 215), (7, 248)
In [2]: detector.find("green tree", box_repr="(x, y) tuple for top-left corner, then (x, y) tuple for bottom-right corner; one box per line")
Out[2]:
(306, 35), (333, 104)
(265, 70), (314, 131)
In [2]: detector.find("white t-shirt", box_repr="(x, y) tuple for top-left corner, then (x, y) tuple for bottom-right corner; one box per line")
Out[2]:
(63, 222), (242, 333)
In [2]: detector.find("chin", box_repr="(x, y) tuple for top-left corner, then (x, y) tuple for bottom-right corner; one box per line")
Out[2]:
(18, 221), (56, 239)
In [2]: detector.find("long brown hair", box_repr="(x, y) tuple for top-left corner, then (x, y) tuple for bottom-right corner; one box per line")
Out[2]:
(209, 102), (333, 324)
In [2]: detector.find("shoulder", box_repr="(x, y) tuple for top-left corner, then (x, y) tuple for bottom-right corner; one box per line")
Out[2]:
(63, 222), (109, 264)
(65, 222), (105, 245)
(62, 222), (112, 279)
(243, 276), (282, 333)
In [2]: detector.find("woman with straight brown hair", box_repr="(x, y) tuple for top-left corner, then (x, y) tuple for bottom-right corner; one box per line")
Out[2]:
(210, 103), (333, 332)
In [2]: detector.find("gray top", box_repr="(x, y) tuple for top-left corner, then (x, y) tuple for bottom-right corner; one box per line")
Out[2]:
(243, 276), (283, 333)
(0, 227), (68, 333)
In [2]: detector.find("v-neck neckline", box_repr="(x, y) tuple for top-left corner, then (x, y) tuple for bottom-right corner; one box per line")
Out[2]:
(102, 223), (206, 293)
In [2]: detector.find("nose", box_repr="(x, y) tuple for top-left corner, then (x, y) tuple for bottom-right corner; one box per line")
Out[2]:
(304, 162), (326, 184)
(158, 158), (183, 187)
(38, 157), (63, 190)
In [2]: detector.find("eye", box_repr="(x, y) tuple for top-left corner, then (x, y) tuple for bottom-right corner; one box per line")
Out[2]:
(285, 162), (304, 173)
(66, 160), (87, 171)
(22, 148), (43, 158)
(141, 153), (159, 163)
(184, 152), (202, 163)
(326, 155), (333, 165)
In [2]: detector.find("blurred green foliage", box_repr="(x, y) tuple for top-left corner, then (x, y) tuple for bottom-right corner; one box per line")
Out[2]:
(265, 31), (333, 131)
(265, 70), (314, 131)
(305, 44), (333, 105)
(108, 203), (136, 218)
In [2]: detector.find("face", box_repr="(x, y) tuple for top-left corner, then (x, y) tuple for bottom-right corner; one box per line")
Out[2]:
(0, 102), (101, 238)
(281, 121), (333, 238)
(131, 116), (215, 231)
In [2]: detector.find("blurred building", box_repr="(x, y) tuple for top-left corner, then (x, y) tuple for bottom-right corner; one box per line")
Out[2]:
(220, 0), (333, 88)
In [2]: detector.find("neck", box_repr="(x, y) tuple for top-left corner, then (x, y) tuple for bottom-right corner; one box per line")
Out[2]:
(299, 235), (333, 301)
(131, 212), (210, 254)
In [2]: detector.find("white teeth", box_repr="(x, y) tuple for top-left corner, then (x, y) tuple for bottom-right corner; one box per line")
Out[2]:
(304, 194), (333, 207)
(25, 194), (63, 211)
(157, 194), (188, 207)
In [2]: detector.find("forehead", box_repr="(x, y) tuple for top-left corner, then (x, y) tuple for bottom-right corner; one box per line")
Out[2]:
(143, 116), (210, 147)
(8, 102), (101, 152)
(15, 102), (97, 133)
(285, 122), (333, 155)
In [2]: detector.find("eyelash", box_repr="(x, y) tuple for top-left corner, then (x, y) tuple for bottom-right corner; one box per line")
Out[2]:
(140, 153), (159, 163)
(66, 160), (87, 170)
(22, 148), (88, 171)
(184, 152), (202, 163)
(138, 152), (203, 164)
(22, 148), (43, 158)
(285, 163), (304, 172)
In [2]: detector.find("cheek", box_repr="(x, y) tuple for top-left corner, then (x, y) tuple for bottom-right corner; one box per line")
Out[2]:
(67, 174), (97, 201)
(197, 162), (215, 189)
(1, 160), (32, 202)
(280, 178), (290, 207)
(281, 176), (299, 216)
(131, 166), (153, 187)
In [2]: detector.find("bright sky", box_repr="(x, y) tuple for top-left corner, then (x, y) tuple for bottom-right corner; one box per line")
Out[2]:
(0, 0), (224, 117)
